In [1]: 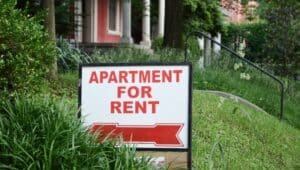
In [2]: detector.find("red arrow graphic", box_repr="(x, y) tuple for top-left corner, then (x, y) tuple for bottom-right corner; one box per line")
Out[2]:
(90, 123), (183, 146)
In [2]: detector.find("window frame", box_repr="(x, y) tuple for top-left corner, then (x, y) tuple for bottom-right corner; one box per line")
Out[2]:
(107, 0), (121, 35)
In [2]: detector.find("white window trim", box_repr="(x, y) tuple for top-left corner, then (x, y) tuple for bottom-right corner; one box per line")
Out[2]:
(107, 0), (121, 35)
(93, 0), (98, 42)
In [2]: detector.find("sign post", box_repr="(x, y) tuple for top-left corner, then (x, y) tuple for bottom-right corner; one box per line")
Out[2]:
(79, 63), (192, 169)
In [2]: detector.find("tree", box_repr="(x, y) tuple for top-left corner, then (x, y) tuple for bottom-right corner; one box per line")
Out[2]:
(43, 0), (57, 79)
(0, 0), (56, 97)
(55, 0), (75, 37)
(260, 0), (300, 76)
(184, 0), (223, 36)
(163, 0), (184, 48)
(16, 0), (75, 37)
(17, 0), (59, 79)
(163, 0), (223, 48)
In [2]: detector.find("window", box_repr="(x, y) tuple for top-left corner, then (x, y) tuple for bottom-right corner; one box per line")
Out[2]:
(108, 0), (120, 33)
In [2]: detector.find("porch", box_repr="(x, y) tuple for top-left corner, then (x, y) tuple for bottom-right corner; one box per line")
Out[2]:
(73, 0), (166, 48)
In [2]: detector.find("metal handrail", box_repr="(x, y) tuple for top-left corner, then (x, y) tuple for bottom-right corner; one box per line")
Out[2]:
(185, 31), (284, 119)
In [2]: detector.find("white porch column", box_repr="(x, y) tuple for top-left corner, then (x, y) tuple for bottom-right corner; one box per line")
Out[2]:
(140, 0), (151, 46)
(121, 0), (133, 43)
(197, 37), (204, 50)
(204, 33), (212, 67)
(74, 0), (83, 42)
(213, 33), (221, 54)
(158, 0), (165, 37)
(197, 37), (205, 69)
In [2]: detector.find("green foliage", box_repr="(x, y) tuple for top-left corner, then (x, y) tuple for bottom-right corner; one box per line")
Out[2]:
(57, 38), (91, 72)
(91, 48), (153, 63)
(192, 91), (300, 169)
(192, 58), (300, 129)
(0, 0), (56, 97)
(49, 71), (79, 98)
(259, 0), (300, 76)
(184, 0), (223, 36)
(90, 47), (199, 68)
(155, 48), (186, 63)
(222, 22), (267, 62)
(16, 0), (76, 37)
(151, 36), (164, 51)
(241, 0), (250, 6)
(0, 95), (153, 169)
(223, 0), (300, 77)
(185, 37), (203, 63)
(55, 0), (75, 37)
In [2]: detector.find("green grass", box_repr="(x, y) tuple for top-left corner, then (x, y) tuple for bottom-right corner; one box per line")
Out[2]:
(192, 90), (300, 169)
(193, 67), (300, 129)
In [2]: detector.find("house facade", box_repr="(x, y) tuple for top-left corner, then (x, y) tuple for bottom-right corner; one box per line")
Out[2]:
(220, 0), (258, 23)
(221, 0), (246, 23)
(73, 0), (165, 47)
(72, 0), (252, 50)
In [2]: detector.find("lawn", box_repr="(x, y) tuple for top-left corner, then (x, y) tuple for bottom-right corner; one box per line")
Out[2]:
(193, 66), (300, 129)
(192, 90), (300, 169)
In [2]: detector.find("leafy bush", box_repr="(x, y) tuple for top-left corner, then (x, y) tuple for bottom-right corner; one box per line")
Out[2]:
(0, 0), (56, 97)
(260, 0), (300, 77)
(222, 22), (267, 63)
(91, 48), (154, 63)
(155, 48), (185, 63)
(223, 20), (299, 77)
(151, 37), (164, 51)
(183, 0), (223, 35)
(0, 96), (152, 169)
(57, 38), (91, 72)
(90, 47), (200, 67)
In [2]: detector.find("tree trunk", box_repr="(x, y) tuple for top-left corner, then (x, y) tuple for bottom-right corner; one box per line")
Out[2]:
(43, 0), (57, 80)
(163, 0), (184, 48)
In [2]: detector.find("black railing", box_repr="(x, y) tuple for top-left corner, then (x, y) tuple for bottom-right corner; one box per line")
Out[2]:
(184, 31), (284, 119)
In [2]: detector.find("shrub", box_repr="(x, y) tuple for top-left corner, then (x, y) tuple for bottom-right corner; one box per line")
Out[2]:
(57, 38), (91, 72)
(0, 0), (56, 97)
(91, 48), (153, 63)
(90, 47), (200, 67)
(222, 22), (267, 63)
(0, 96), (152, 169)
(151, 36), (164, 51)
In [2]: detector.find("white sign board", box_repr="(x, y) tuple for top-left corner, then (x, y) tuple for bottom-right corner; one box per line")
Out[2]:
(80, 64), (191, 149)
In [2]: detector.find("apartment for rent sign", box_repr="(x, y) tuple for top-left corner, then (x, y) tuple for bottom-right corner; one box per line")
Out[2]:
(80, 64), (191, 149)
